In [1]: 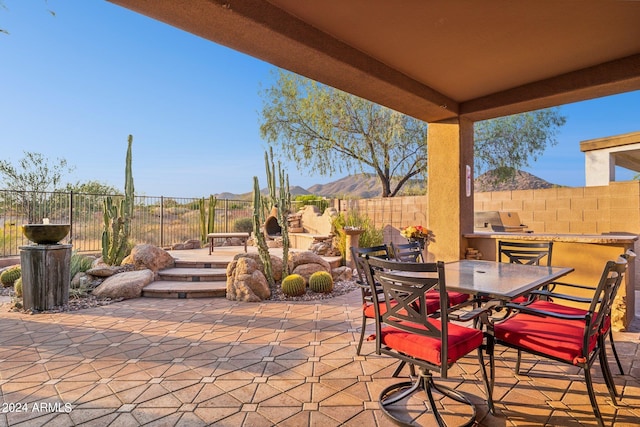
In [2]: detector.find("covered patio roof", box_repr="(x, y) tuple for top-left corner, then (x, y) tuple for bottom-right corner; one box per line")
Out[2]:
(107, 0), (640, 123)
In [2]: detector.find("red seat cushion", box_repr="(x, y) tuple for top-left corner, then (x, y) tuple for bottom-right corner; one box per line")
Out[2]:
(526, 300), (610, 334)
(363, 302), (388, 318)
(494, 311), (596, 365)
(379, 320), (483, 366)
(425, 290), (470, 306)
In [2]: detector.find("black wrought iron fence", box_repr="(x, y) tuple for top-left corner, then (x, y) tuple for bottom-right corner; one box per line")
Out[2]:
(0, 191), (254, 257)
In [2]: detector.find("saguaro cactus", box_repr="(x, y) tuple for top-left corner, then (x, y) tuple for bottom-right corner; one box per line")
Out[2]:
(102, 135), (135, 266)
(264, 148), (292, 277)
(252, 176), (274, 286)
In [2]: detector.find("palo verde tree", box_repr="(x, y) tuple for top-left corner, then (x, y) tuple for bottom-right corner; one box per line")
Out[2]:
(260, 70), (566, 196)
(0, 151), (74, 223)
(260, 70), (428, 197)
(474, 108), (567, 183)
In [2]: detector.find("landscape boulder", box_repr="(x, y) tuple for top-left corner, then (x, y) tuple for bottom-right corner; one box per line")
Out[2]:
(92, 269), (154, 300)
(121, 244), (175, 272)
(288, 251), (331, 282)
(170, 239), (201, 250)
(331, 266), (353, 282)
(226, 256), (271, 302)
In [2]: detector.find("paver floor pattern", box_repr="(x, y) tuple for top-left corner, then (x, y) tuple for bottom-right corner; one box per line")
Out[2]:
(0, 291), (638, 426)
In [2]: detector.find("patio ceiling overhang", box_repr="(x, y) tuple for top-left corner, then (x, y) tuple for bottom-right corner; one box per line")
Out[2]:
(107, 0), (640, 123)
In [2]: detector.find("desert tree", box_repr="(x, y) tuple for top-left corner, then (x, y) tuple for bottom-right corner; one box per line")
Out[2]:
(0, 151), (74, 223)
(260, 70), (566, 196)
(260, 70), (428, 197)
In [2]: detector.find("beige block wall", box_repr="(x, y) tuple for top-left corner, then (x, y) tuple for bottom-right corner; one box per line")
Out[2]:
(337, 180), (640, 288)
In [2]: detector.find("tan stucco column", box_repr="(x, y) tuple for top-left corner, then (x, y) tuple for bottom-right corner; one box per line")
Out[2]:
(427, 118), (474, 261)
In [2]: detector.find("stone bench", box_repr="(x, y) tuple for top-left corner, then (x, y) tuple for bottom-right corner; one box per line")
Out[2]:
(207, 232), (251, 255)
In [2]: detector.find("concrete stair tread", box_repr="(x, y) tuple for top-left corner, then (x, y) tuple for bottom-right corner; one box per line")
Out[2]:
(160, 267), (226, 276)
(143, 280), (227, 298)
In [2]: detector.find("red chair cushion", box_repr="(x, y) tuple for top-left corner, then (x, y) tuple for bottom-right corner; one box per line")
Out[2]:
(494, 312), (596, 365)
(526, 300), (610, 334)
(425, 290), (470, 306)
(379, 320), (483, 366)
(363, 302), (387, 318)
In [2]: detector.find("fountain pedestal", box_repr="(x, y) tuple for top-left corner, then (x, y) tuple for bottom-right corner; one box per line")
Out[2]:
(19, 244), (71, 311)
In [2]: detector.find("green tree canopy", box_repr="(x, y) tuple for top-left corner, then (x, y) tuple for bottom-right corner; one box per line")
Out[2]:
(474, 108), (567, 182)
(260, 70), (428, 197)
(0, 151), (74, 222)
(65, 180), (121, 195)
(260, 70), (567, 196)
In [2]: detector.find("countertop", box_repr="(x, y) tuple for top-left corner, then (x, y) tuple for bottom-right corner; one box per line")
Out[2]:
(464, 232), (638, 245)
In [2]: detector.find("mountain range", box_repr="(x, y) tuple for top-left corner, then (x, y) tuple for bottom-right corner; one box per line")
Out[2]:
(214, 171), (558, 200)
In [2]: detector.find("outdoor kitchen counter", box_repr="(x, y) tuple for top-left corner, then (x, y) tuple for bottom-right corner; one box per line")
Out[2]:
(464, 232), (638, 330)
(465, 231), (638, 245)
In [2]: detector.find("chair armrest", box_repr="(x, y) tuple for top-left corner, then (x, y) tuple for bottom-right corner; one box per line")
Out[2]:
(448, 306), (490, 322)
(504, 302), (588, 321)
(529, 289), (592, 304)
(546, 281), (597, 292)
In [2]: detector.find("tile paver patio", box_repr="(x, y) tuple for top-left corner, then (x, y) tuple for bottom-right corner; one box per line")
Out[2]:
(0, 266), (638, 426)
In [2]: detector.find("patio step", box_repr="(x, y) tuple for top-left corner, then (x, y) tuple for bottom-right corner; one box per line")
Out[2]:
(157, 267), (227, 282)
(142, 280), (226, 298)
(143, 261), (230, 298)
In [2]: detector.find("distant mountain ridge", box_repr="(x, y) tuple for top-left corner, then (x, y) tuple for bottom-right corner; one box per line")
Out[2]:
(214, 171), (558, 200)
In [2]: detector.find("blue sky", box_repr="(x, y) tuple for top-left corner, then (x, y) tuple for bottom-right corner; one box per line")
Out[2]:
(1, 1), (639, 198)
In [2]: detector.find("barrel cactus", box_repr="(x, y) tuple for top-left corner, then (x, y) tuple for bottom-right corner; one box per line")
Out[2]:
(14, 277), (23, 297)
(281, 274), (306, 297)
(0, 266), (21, 287)
(309, 271), (334, 293)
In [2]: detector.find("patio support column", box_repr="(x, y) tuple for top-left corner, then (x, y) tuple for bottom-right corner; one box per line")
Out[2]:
(427, 117), (474, 261)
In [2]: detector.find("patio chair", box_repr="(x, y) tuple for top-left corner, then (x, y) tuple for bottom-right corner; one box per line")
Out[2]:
(391, 241), (424, 262)
(498, 240), (554, 267)
(350, 245), (392, 356)
(521, 250), (636, 378)
(498, 241), (553, 295)
(392, 241), (470, 307)
(491, 256), (628, 427)
(363, 256), (494, 426)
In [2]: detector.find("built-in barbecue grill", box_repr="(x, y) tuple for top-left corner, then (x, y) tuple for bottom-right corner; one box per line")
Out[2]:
(474, 211), (529, 233)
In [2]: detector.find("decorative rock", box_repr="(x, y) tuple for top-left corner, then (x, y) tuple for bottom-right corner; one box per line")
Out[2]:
(171, 239), (202, 250)
(121, 244), (175, 272)
(226, 256), (271, 302)
(288, 251), (331, 273)
(292, 263), (327, 283)
(86, 266), (120, 277)
(331, 266), (353, 282)
(228, 253), (284, 283)
(92, 269), (154, 300)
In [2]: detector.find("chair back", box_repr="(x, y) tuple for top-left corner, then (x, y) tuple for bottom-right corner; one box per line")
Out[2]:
(351, 245), (391, 284)
(391, 241), (424, 262)
(498, 240), (553, 266)
(587, 257), (628, 340)
(363, 256), (449, 374)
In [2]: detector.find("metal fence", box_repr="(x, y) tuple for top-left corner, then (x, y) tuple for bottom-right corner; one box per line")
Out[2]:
(0, 191), (254, 257)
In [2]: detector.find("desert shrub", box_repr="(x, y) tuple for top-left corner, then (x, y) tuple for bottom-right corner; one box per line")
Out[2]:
(332, 210), (384, 261)
(292, 195), (329, 213)
(233, 216), (254, 233)
(70, 252), (93, 279)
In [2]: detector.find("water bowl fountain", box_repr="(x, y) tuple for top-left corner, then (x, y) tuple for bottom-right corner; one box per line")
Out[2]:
(22, 224), (70, 245)
(20, 224), (72, 311)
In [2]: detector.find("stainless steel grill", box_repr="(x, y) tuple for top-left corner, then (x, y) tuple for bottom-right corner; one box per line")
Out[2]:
(474, 211), (529, 233)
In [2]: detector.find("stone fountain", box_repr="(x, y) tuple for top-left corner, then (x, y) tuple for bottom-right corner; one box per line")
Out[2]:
(19, 223), (71, 311)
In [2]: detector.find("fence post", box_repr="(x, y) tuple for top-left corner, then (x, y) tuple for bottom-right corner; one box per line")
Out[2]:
(225, 199), (229, 233)
(160, 196), (164, 248)
(69, 191), (73, 245)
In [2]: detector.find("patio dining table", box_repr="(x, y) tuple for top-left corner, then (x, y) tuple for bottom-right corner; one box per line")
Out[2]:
(392, 259), (574, 302)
